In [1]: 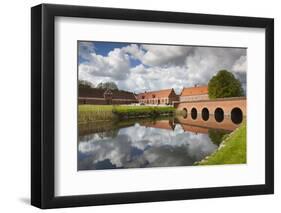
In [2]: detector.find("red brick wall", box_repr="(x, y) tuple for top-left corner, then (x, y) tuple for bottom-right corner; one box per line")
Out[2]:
(79, 98), (138, 105)
(177, 97), (246, 117)
(78, 98), (107, 105)
(176, 116), (240, 131)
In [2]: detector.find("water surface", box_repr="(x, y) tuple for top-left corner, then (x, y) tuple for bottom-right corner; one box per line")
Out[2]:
(78, 117), (232, 170)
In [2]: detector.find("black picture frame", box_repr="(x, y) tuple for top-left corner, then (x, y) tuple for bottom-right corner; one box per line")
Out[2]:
(31, 3), (274, 209)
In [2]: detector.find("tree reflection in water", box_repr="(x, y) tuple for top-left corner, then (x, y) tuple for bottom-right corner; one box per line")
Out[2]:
(208, 129), (230, 146)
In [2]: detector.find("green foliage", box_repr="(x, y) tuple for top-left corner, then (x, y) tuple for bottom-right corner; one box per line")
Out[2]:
(113, 106), (174, 119)
(97, 82), (118, 90)
(208, 70), (244, 99)
(78, 80), (94, 89)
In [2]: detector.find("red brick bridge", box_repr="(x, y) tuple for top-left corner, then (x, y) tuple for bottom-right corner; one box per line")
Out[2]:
(174, 97), (246, 129)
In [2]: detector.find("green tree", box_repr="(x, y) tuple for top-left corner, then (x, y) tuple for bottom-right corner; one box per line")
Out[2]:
(78, 80), (94, 89)
(208, 70), (244, 99)
(97, 82), (118, 90)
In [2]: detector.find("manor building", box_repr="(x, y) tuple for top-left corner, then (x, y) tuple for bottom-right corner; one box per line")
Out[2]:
(179, 85), (209, 102)
(137, 88), (179, 105)
(79, 86), (210, 106)
(79, 88), (138, 105)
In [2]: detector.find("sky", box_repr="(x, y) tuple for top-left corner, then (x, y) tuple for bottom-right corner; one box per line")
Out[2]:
(78, 41), (247, 94)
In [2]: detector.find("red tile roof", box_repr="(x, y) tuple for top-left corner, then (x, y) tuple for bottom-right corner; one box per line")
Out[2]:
(180, 86), (208, 96)
(137, 89), (175, 99)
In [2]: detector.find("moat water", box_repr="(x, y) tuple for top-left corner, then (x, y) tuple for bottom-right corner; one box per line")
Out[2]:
(78, 116), (237, 170)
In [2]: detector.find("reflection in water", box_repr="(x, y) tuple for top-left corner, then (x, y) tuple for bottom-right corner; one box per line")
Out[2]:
(208, 129), (229, 146)
(78, 117), (231, 171)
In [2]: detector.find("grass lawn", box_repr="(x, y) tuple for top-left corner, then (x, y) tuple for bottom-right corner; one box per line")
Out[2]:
(197, 122), (246, 165)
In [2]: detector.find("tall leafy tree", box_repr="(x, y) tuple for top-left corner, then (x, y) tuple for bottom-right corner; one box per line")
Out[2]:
(78, 80), (94, 89)
(97, 82), (118, 90)
(208, 70), (244, 99)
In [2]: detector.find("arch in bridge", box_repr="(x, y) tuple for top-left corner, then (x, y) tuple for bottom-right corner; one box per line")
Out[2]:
(182, 108), (188, 119)
(201, 108), (209, 121)
(214, 108), (224, 122)
(191, 108), (197, 120)
(231, 107), (243, 124)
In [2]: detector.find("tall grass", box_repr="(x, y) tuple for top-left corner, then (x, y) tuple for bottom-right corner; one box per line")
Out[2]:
(78, 105), (175, 123)
(79, 105), (115, 123)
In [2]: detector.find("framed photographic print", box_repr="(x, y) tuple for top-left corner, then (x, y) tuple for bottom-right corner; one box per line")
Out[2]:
(31, 4), (274, 209)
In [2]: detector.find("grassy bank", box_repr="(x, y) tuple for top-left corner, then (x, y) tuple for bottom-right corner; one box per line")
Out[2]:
(78, 105), (175, 123)
(197, 122), (246, 165)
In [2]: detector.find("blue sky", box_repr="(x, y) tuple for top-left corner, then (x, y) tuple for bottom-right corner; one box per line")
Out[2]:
(78, 41), (247, 94)
(79, 41), (141, 67)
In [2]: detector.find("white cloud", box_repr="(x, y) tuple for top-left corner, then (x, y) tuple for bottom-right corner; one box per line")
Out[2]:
(78, 42), (247, 94)
(79, 47), (131, 83)
(232, 55), (247, 73)
(140, 44), (193, 66)
(122, 44), (145, 61)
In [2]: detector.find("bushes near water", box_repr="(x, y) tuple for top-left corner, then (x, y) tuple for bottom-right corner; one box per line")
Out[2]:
(113, 105), (175, 119)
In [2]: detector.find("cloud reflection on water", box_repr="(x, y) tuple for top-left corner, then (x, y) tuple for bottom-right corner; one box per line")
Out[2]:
(78, 123), (218, 170)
